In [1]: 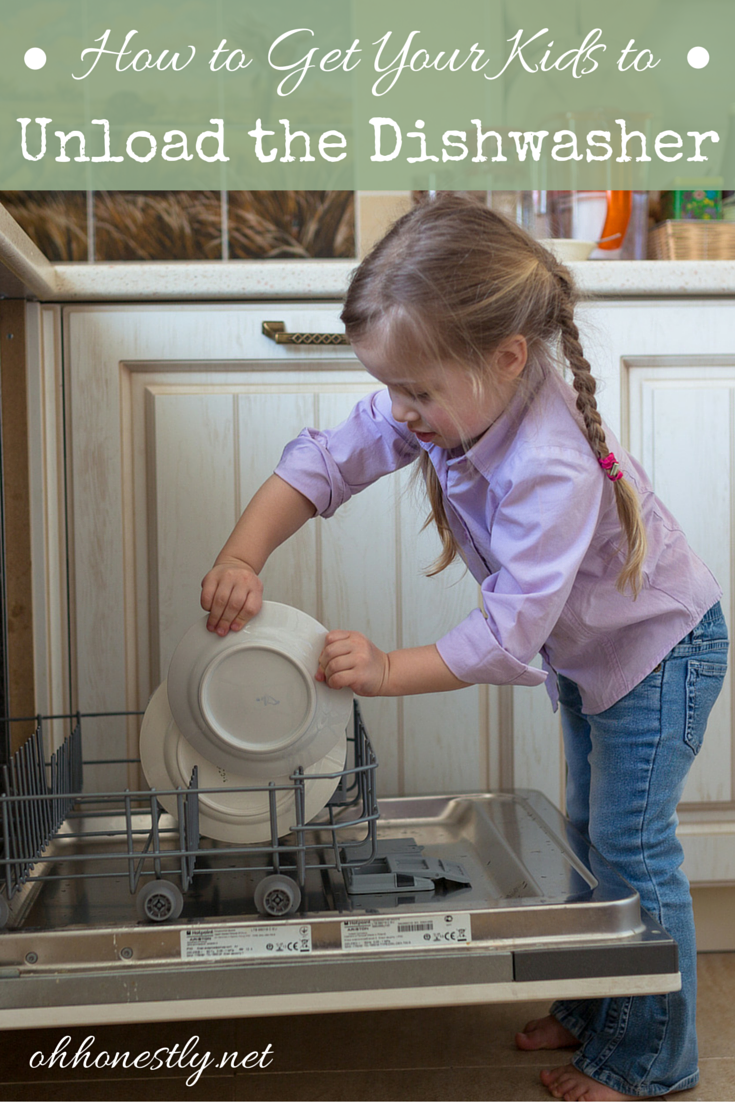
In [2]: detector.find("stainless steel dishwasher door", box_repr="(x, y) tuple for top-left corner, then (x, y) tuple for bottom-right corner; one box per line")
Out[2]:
(0, 791), (679, 1029)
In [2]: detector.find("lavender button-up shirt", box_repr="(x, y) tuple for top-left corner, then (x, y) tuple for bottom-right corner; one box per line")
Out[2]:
(275, 370), (721, 714)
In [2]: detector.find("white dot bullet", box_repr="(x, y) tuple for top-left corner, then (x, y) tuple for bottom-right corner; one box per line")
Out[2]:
(24, 47), (47, 70)
(687, 46), (710, 69)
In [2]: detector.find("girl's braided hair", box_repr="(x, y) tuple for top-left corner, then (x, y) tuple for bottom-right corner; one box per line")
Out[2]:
(341, 193), (647, 595)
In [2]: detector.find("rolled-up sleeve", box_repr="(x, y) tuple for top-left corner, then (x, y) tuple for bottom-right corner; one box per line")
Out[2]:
(436, 447), (605, 686)
(274, 389), (420, 518)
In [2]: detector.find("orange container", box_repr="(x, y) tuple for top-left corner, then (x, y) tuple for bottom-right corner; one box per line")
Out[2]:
(598, 192), (633, 251)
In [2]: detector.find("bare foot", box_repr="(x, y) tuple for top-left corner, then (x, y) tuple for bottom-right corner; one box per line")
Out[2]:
(515, 1014), (580, 1051)
(540, 1064), (638, 1100)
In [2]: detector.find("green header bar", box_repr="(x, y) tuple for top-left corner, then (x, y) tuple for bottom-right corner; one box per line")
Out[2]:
(1, 0), (733, 189)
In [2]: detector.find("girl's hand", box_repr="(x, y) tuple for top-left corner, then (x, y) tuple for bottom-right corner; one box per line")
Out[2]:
(200, 560), (263, 635)
(316, 631), (390, 696)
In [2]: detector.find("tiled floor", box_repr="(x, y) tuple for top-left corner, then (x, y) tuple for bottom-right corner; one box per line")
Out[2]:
(0, 953), (733, 1101)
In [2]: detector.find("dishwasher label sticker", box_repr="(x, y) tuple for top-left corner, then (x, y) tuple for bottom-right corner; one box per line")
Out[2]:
(340, 914), (471, 952)
(180, 924), (312, 960)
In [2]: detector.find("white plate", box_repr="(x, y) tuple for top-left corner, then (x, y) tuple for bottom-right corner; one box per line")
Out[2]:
(167, 602), (353, 778)
(140, 681), (346, 844)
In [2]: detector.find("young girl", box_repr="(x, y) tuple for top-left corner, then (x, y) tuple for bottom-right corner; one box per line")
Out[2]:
(200, 195), (728, 1101)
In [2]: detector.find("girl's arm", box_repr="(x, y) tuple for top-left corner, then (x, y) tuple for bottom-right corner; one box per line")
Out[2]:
(203, 390), (417, 640)
(201, 474), (316, 634)
(316, 632), (471, 695)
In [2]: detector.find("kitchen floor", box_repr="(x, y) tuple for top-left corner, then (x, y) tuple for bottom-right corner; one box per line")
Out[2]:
(0, 953), (733, 1101)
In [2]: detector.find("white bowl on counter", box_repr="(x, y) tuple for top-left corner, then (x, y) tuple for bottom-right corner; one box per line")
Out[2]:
(539, 239), (597, 262)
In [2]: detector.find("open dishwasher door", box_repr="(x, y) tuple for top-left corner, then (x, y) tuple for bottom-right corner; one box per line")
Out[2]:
(0, 787), (679, 1029)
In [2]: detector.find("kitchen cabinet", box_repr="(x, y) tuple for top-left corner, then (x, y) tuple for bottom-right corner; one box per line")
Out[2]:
(33, 304), (488, 802)
(25, 295), (735, 885)
(589, 299), (735, 884)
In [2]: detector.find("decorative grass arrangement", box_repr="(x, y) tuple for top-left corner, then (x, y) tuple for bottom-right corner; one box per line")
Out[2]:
(228, 191), (355, 259)
(0, 190), (355, 262)
(0, 191), (89, 262)
(93, 191), (222, 260)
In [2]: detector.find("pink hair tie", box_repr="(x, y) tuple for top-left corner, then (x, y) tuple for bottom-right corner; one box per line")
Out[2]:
(599, 453), (623, 481)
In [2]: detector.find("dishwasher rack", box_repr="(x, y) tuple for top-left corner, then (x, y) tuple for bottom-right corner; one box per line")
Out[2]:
(0, 701), (378, 926)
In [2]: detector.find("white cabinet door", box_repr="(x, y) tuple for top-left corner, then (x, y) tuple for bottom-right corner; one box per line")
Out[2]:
(38, 298), (733, 882)
(59, 304), (492, 798)
(578, 300), (735, 884)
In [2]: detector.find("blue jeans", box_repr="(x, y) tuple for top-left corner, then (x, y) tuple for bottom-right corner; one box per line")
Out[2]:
(551, 602), (728, 1097)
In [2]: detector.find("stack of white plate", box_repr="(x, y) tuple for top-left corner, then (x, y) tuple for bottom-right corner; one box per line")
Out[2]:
(139, 602), (354, 843)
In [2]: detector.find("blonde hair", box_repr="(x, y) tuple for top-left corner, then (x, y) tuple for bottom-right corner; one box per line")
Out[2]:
(341, 194), (647, 596)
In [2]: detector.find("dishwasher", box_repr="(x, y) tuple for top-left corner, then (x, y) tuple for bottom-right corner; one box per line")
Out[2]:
(0, 701), (679, 1030)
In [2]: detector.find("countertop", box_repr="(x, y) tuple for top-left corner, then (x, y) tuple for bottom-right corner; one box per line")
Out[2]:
(48, 258), (735, 301)
(4, 201), (735, 301)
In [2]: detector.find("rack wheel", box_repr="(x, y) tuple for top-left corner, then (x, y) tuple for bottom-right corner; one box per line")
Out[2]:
(0, 895), (8, 928)
(254, 875), (301, 917)
(136, 880), (184, 923)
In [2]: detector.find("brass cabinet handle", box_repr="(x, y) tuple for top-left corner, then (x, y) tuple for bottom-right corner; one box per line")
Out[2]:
(262, 321), (350, 346)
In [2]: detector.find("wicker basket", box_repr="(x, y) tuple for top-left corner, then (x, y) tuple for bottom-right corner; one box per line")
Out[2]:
(648, 219), (735, 260)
